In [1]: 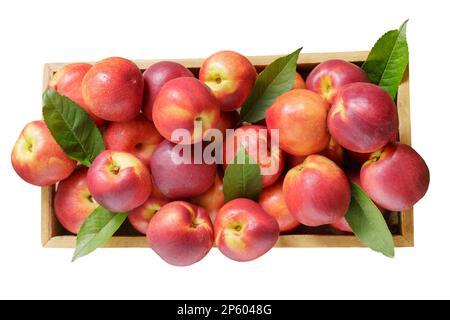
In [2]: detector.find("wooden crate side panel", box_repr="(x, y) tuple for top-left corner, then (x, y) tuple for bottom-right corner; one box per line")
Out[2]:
(398, 67), (411, 145)
(43, 51), (370, 73)
(44, 234), (412, 248)
(396, 67), (414, 246)
(41, 186), (53, 245)
(41, 64), (57, 246)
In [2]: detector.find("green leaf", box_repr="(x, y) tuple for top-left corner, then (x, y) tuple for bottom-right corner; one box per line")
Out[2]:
(345, 182), (395, 258)
(362, 20), (409, 99)
(72, 207), (128, 262)
(239, 48), (302, 124)
(223, 146), (262, 202)
(43, 88), (105, 166)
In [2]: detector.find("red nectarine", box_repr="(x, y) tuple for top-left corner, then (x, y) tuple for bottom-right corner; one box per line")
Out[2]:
(306, 59), (368, 105)
(49, 63), (104, 127)
(266, 89), (330, 156)
(54, 167), (98, 234)
(200, 50), (257, 111)
(152, 77), (221, 144)
(150, 140), (217, 199)
(360, 142), (430, 211)
(215, 198), (279, 262)
(292, 72), (306, 90)
(328, 82), (399, 153)
(11, 121), (76, 186)
(190, 175), (224, 222)
(283, 155), (350, 226)
(103, 114), (163, 167)
(147, 201), (214, 266)
(258, 180), (300, 233)
(129, 195), (169, 235)
(87, 150), (152, 212)
(82, 57), (144, 122)
(223, 125), (284, 188)
(142, 61), (194, 121)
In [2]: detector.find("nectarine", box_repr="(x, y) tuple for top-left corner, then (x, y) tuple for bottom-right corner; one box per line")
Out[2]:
(215, 198), (279, 262)
(258, 180), (300, 233)
(266, 89), (330, 156)
(49, 63), (104, 127)
(129, 195), (169, 235)
(82, 57), (144, 122)
(150, 140), (217, 199)
(283, 155), (350, 226)
(87, 150), (152, 212)
(223, 125), (284, 188)
(292, 72), (306, 90)
(147, 201), (214, 266)
(11, 121), (76, 186)
(54, 167), (98, 234)
(103, 114), (163, 167)
(360, 142), (430, 211)
(200, 50), (257, 111)
(191, 175), (224, 222)
(142, 61), (194, 121)
(306, 59), (368, 105)
(328, 82), (399, 153)
(152, 77), (221, 144)
(286, 137), (344, 168)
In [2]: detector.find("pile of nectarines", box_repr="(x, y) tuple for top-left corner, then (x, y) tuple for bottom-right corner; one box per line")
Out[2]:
(11, 51), (429, 265)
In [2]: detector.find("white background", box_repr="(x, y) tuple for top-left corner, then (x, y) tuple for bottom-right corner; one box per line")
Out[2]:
(0, 0), (448, 299)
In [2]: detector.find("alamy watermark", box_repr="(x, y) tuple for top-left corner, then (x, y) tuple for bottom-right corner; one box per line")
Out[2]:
(170, 120), (281, 176)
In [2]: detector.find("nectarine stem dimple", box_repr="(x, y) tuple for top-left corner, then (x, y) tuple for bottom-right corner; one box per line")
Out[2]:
(370, 150), (383, 162)
(215, 77), (222, 84)
(235, 225), (241, 232)
(110, 165), (120, 175)
(134, 142), (143, 150)
(23, 136), (34, 153)
(143, 207), (159, 219)
(192, 219), (202, 228)
(321, 76), (333, 99)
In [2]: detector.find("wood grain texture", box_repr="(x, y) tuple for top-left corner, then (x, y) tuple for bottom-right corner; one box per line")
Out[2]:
(41, 51), (413, 248)
(396, 67), (414, 246)
(41, 64), (57, 246)
(43, 234), (412, 248)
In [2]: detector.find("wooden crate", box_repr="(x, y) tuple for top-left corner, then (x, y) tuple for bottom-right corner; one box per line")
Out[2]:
(41, 51), (413, 248)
